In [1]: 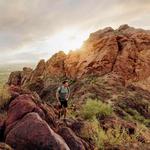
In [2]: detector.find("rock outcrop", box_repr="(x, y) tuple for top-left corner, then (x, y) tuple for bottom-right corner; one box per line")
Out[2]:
(0, 143), (13, 150)
(5, 112), (69, 150)
(8, 71), (22, 86)
(8, 25), (150, 92)
(45, 51), (67, 78)
(58, 127), (85, 150)
(5, 94), (45, 132)
(1, 86), (89, 150)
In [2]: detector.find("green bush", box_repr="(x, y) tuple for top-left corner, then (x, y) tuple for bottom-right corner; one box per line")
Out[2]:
(81, 99), (113, 120)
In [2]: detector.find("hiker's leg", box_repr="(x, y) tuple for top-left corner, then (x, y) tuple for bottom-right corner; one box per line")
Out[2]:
(61, 106), (65, 117)
(64, 108), (67, 119)
(64, 100), (68, 119)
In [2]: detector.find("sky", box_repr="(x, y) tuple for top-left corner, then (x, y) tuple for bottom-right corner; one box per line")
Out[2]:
(0, 0), (150, 66)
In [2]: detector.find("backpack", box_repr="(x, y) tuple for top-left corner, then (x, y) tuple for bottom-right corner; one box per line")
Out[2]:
(58, 86), (70, 95)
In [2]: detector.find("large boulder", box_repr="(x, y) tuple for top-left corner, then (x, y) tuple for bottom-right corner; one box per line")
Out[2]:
(58, 127), (85, 150)
(39, 103), (58, 131)
(5, 112), (70, 150)
(5, 94), (45, 135)
(0, 143), (13, 150)
(8, 85), (21, 99)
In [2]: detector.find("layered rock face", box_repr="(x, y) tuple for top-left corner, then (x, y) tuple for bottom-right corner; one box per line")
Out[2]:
(8, 25), (150, 92)
(65, 25), (150, 83)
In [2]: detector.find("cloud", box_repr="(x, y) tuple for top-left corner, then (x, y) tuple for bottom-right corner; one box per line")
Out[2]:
(0, 0), (150, 64)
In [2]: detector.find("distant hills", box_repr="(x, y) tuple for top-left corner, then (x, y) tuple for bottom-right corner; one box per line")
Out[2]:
(0, 63), (35, 86)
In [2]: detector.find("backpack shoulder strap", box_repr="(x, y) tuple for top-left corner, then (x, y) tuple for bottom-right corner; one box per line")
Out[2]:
(67, 87), (70, 93)
(58, 86), (63, 93)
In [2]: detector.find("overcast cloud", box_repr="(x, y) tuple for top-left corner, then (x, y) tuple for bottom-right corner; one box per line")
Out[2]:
(0, 0), (150, 65)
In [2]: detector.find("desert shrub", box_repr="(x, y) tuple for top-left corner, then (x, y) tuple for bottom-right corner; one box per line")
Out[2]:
(67, 108), (78, 118)
(126, 108), (145, 121)
(80, 119), (138, 149)
(106, 125), (138, 146)
(81, 99), (113, 120)
(80, 119), (107, 149)
(0, 86), (11, 108)
(124, 108), (150, 127)
(136, 123), (150, 143)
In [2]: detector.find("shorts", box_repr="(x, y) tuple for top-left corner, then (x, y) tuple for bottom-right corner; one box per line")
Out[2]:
(59, 98), (68, 108)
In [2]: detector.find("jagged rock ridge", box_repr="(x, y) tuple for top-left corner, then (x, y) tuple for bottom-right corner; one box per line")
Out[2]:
(8, 25), (150, 92)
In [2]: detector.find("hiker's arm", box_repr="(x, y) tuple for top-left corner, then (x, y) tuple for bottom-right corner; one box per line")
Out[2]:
(67, 88), (70, 100)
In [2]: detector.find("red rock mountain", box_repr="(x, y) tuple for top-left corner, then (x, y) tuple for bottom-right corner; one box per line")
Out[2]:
(8, 25), (150, 92)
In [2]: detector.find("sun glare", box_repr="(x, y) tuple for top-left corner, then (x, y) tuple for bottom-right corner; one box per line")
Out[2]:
(46, 28), (90, 53)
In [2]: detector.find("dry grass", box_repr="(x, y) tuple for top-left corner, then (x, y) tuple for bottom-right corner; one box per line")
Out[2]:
(0, 85), (11, 108)
(80, 119), (140, 150)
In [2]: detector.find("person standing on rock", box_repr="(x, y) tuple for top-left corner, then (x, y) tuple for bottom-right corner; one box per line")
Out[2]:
(56, 80), (70, 119)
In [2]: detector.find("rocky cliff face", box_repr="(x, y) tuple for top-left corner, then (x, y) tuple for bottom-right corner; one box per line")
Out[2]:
(65, 24), (150, 83)
(8, 25), (150, 92)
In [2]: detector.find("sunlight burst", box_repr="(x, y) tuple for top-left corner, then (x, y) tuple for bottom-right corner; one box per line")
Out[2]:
(47, 28), (90, 53)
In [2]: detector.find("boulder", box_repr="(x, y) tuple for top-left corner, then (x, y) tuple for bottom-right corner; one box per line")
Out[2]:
(5, 94), (45, 134)
(0, 143), (13, 150)
(5, 112), (70, 150)
(8, 85), (21, 99)
(39, 103), (58, 131)
(58, 127), (85, 150)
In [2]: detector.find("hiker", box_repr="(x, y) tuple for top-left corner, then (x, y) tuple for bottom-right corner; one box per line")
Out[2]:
(56, 80), (70, 119)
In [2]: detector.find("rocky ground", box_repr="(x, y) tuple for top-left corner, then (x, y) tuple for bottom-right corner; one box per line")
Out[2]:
(0, 25), (150, 150)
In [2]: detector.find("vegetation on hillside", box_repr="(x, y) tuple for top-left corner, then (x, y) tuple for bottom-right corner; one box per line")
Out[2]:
(67, 97), (150, 149)
(65, 76), (150, 149)
(0, 86), (11, 109)
(81, 99), (113, 120)
(0, 68), (150, 149)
